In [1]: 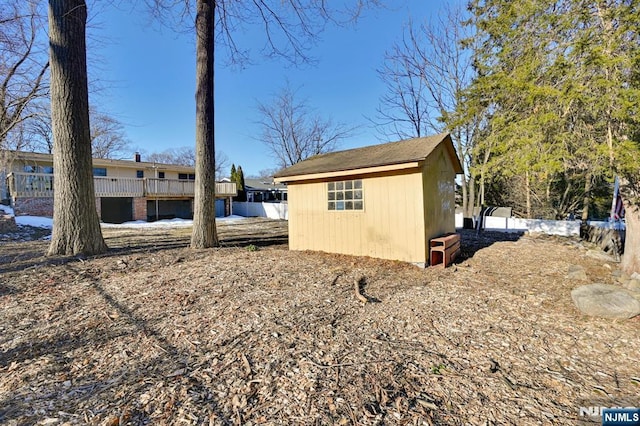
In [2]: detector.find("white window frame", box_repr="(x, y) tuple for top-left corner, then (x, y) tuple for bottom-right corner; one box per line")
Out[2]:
(327, 179), (363, 211)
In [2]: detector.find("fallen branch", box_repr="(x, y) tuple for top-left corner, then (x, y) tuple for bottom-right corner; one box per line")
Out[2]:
(354, 276), (368, 303)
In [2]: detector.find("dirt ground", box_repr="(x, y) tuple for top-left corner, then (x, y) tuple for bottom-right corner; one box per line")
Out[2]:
(0, 218), (638, 425)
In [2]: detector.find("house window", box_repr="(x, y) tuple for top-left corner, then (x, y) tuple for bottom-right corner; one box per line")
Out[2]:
(23, 165), (54, 174)
(328, 179), (363, 211)
(93, 168), (107, 177)
(136, 170), (144, 178)
(158, 171), (165, 179)
(179, 173), (195, 180)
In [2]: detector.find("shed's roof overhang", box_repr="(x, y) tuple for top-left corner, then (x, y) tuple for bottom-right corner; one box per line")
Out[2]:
(274, 161), (421, 183)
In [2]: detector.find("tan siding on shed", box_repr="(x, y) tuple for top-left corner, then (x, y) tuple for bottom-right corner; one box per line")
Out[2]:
(422, 144), (457, 251)
(288, 170), (427, 264)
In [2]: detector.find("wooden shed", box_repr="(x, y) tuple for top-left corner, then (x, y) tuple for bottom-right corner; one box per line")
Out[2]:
(273, 133), (463, 266)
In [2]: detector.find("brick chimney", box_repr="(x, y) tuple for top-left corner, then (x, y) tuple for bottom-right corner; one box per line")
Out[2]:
(135, 152), (141, 162)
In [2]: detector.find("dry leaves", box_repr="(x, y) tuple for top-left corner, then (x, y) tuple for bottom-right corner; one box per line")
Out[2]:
(0, 221), (638, 425)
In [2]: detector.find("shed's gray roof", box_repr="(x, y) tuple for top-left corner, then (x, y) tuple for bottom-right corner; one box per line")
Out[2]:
(274, 133), (461, 179)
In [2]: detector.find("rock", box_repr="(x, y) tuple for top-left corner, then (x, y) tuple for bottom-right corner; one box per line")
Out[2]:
(614, 270), (631, 286)
(571, 284), (640, 319)
(617, 276), (631, 287)
(626, 279), (640, 292)
(611, 269), (625, 278)
(567, 265), (588, 281)
(585, 249), (617, 262)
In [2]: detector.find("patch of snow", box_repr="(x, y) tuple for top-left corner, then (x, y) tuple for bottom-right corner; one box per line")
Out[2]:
(15, 216), (53, 229)
(101, 215), (248, 229)
(1, 209), (248, 233)
(217, 215), (247, 222)
(101, 218), (193, 229)
(0, 204), (15, 216)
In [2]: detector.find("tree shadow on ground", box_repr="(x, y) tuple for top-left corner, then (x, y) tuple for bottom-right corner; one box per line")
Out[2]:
(0, 264), (230, 424)
(0, 220), (289, 274)
(0, 241), (77, 275)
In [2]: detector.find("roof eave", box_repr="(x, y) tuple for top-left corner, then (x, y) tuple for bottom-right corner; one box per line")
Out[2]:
(7, 150), (196, 172)
(274, 161), (422, 183)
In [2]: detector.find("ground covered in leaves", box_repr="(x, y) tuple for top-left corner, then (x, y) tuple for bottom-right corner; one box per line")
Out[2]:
(0, 219), (638, 425)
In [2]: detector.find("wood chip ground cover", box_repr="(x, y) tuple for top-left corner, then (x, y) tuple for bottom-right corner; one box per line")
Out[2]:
(0, 219), (638, 425)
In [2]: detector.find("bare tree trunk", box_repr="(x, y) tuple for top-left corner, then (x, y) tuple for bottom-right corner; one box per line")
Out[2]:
(622, 199), (640, 275)
(525, 170), (532, 219)
(47, 0), (106, 256)
(190, 0), (218, 248)
(581, 173), (592, 223)
(461, 173), (468, 214)
(468, 176), (476, 217)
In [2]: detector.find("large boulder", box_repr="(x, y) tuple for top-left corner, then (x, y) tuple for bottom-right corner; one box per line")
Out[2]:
(571, 284), (640, 319)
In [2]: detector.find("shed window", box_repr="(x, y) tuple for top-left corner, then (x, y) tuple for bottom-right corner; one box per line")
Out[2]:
(328, 179), (363, 210)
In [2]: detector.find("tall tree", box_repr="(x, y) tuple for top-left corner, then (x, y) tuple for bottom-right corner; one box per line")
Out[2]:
(257, 84), (354, 169)
(618, 140), (640, 274)
(374, 5), (481, 219)
(190, 0), (217, 248)
(89, 107), (131, 159)
(147, 146), (228, 178)
(466, 0), (640, 270)
(47, 0), (107, 255)
(150, 0), (379, 248)
(230, 163), (237, 181)
(0, 1), (49, 151)
(236, 165), (246, 201)
(26, 105), (132, 159)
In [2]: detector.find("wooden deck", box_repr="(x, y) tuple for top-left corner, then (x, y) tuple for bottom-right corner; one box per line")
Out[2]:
(7, 172), (237, 199)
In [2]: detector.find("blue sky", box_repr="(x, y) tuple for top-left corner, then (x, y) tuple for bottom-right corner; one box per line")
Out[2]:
(90, 1), (445, 177)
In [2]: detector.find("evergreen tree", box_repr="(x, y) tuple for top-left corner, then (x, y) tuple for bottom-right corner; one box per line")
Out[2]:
(466, 0), (637, 216)
(237, 166), (245, 189)
(465, 0), (640, 271)
(231, 164), (246, 201)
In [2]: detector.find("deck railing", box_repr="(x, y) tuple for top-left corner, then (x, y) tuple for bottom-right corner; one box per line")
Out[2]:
(145, 178), (194, 197)
(213, 181), (238, 197)
(7, 172), (237, 198)
(8, 172), (54, 198)
(94, 177), (144, 197)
